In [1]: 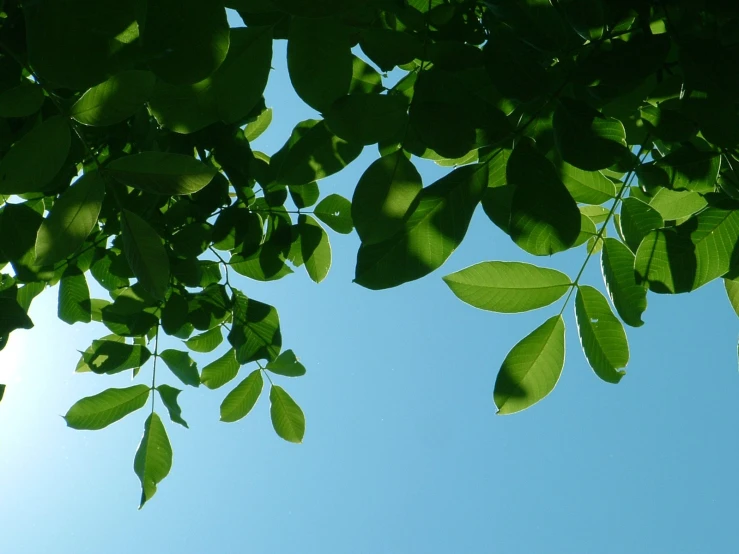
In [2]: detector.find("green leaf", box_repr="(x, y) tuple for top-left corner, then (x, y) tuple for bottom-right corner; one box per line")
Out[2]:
(269, 385), (305, 443)
(58, 265), (92, 325)
(244, 108), (273, 142)
(480, 148), (514, 234)
(298, 215), (331, 284)
(228, 292), (282, 364)
(156, 385), (188, 428)
(230, 250), (294, 281)
(508, 139), (581, 255)
(600, 238), (647, 327)
(159, 349), (200, 388)
(266, 350), (306, 377)
(35, 171), (105, 266)
(220, 369), (263, 423)
(313, 194), (353, 234)
(355, 164), (487, 289)
(574, 285), (629, 383)
(149, 27), (272, 133)
(0, 384), (5, 403)
(553, 97), (628, 171)
(0, 83), (45, 118)
(559, 163), (616, 205)
(494, 315), (565, 415)
(352, 151), (422, 245)
(635, 208), (739, 294)
(0, 296), (34, 337)
(275, 120), (363, 187)
(620, 197), (664, 252)
(0, 116), (70, 195)
(271, 0), (366, 18)
(134, 413), (172, 509)
(200, 349), (240, 390)
(70, 71), (155, 126)
(121, 210), (170, 301)
(64, 385), (151, 430)
(325, 94), (408, 145)
(83, 340), (151, 375)
(287, 17), (351, 112)
(76, 334), (124, 373)
(142, 0), (229, 85)
(183, 327), (223, 353)
(648, 188), (708, 221)
(443, 261), (572, 313)
(637, 145), (720, 194)
(349, 55), (383, 94)
(108, 153), (217, 196)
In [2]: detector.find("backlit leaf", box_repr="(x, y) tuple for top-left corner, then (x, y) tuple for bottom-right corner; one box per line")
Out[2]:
(200, 349), (240, 390)
(64, 385), (150, 430)
(266, 350), (306, 377)
(601, 238), (647, 327)
(270, 385), (305, 443)
(443, 261), (571, 313)
(494, 315), (565, 415)
(134, 413), (172, 509)
(313, 194), (353, 234)
(35, 171), (105, 266)
(183, 327), (223, 353)
(156, 385), (188, 428)
(159, 349), (200, 387)
(574, 285), (628, 383)
(70, 71), (155, 126)
(355, 164), (487, 289)
(58, 265), (92, 325)
(220, 369), (263, 423)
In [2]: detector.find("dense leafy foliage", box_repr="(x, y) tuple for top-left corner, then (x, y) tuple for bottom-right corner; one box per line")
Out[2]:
(1, 0), (738, 505)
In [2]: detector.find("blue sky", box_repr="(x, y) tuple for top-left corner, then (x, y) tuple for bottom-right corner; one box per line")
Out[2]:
(2, 14), (739, 554)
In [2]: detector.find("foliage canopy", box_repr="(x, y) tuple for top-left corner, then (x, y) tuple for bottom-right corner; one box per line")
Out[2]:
(1, 0), (739, 506)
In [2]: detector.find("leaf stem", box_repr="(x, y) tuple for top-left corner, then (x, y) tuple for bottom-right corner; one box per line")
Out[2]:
(558, 140), (653, 316)
(150, 324), (160, 414)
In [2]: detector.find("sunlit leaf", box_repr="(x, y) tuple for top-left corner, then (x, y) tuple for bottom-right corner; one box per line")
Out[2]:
(200, 349), (240, 390)
(64, 385), (150, 430)
(134, 413), (172, 509)
(159, 349), (200, 387)
(70, 71), (155, 126)
(443, 261), (572, 313)
(355, 164), (487, 289)
(635, 208), (739, 293)
(494, 315), (565, 415)
(313, 194), (353, 234)
(575, 285), (628, 383)
(183, 327), (223, 353)
(266, 350), (306, 377)
(220, 369), (263, 423)
(35, 171), (105, 266)
(156, 385), (188, 428)
(601, 238), (647, 327)
(58, 265), (92, 325)
(270, 385), (305, 443)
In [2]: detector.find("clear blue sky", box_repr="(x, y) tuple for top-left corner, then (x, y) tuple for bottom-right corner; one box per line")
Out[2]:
(2, 13), (739, 554)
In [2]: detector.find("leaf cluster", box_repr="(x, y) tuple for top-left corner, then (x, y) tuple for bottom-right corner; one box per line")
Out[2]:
(1, 0), (738, 504)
